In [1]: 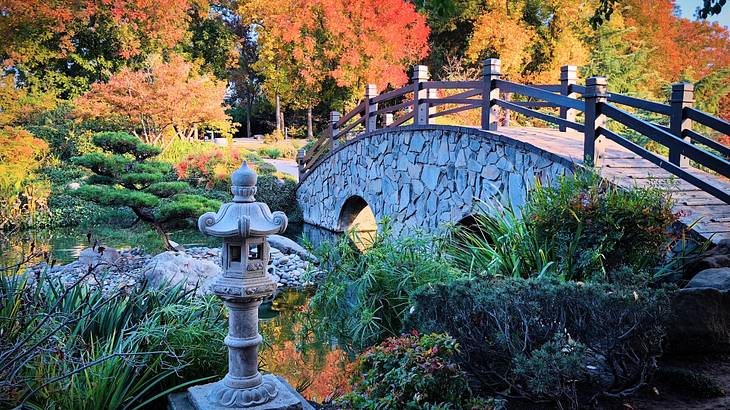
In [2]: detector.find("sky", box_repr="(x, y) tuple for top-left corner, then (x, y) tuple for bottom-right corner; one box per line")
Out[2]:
(675, 0), (730, 27)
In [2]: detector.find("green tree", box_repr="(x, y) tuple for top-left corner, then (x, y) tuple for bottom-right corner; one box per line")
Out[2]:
(71, 132), (220, 248)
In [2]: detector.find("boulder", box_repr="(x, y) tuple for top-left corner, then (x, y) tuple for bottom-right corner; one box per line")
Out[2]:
(665, 267), (730, 354)
(684, 239), (730, 278)
(78, 247), (121, 268)
(267, 235), (317, 262)
(142, 251), (221, 295)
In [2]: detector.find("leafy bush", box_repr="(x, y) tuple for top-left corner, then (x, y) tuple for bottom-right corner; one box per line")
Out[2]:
(406, 278), (671, 408)
(339, 332), (494, 409)
(309, 223), (465, 351)
(654, 367), (726, 399)
(259, 147), (283, 159)
(71, 132), (220, 248)
(257, 141), (299, 159)
(526, 171), (677, 282)
(448, 171), (678, 283)
(256, 173), (301, 223)
(175, 146), (275, 190)
(0, 268), (227, 409)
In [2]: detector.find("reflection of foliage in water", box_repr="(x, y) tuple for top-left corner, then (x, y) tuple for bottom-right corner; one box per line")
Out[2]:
(259, 289), (351, 402)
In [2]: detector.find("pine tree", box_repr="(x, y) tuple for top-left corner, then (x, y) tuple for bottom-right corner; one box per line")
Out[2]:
(71, 132), (220, 248)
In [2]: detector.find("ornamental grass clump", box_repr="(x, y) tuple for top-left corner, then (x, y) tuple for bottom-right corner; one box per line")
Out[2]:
(0, 261), (227, 409)
(71, 132), (220, 248)
(309, 221), (465, 351)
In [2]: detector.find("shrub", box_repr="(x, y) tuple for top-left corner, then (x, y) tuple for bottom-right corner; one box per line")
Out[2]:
(256, 173), (301, 223)
(447, 201), (554, 279)
(339, 332), (494, 409)
(406, 278), (671, 408)
(526, 171), (677, 282)
(175, 147), (275, 190)
(257, 142), (299, 159)
(263, 129), (285, 143)
(258, 147), (283, 159)
(654, 367), (726, 399)
(71, 132), (220, 248)
(309, 222), (465, 351)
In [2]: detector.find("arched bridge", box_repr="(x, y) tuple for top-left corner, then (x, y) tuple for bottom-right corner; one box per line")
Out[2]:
(296, 60), (730, 242)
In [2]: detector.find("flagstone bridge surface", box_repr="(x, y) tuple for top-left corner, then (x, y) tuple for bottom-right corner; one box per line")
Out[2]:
(296, 60), (730, 243)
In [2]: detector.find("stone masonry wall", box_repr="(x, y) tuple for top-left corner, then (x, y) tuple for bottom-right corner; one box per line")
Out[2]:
(296, 125), (574, 236)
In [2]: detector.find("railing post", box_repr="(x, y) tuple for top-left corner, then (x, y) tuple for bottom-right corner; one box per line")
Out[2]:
(412, 65), (429, 125)
(583, 76), (608, 166)
(384, 113), (393, 127)
(364, 84), (378, 133)
(560, 65), (578, 132)
(669, 82), (694, 167)
(482, 58), (501, 131)
(296, 149), (306, 179)
(329, 111), (341, 149)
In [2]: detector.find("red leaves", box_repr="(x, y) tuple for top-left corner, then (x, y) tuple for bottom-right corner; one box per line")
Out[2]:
(242, 0), (429, 107)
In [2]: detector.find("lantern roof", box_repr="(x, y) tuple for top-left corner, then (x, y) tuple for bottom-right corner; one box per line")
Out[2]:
(198, 162), (288, 238)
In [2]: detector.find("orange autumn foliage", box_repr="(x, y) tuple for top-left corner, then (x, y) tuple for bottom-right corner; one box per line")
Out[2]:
(75, 55), (232, 145)
(241, 0), (429, 107)
(0, 0), (193, 65)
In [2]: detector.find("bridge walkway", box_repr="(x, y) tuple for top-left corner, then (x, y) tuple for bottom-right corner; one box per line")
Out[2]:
(499, 127), (730, 243)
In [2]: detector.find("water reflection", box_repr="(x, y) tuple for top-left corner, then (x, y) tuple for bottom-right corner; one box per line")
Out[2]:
(259, 289), (351, 402)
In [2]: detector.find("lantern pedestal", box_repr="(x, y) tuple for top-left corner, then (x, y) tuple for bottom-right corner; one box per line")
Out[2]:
(186, 374), (307, 410)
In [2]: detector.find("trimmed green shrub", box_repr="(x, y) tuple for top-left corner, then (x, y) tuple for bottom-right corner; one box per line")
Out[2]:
(309, 222), (465, 351)
(71, 132), (220, 248)
(654, 367), (726, 399)
(405, 278), (671, 407)
(339, 332), (496, 409)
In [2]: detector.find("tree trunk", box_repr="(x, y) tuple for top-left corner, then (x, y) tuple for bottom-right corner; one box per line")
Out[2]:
(275, 94), (281, 131)
(307, 106), (313, 139)
(246, 100), (252, 138)
(280, 111), (285, 138)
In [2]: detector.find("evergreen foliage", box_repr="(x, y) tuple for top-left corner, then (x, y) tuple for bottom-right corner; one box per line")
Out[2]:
(71, 132), (220, 247)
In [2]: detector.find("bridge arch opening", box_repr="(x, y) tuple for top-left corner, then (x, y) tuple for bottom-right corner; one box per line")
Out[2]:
(337, 195), (377, 249)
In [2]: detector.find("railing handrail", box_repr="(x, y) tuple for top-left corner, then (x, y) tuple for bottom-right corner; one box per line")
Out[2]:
(296, 61), (730, 206)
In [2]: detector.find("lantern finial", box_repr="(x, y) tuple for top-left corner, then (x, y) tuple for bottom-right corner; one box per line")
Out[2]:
(231, 161), (257, 202)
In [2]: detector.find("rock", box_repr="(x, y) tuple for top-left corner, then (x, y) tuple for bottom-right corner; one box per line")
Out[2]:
(78, 246), (121, 268)
(267, 235), (317, 262)
(168, 240), (185, 252)
(66, 182), (81, 190)
(685, 239), (730, 278)
(666, 267), (730, 354)
(686, 267), (730, 289)
(142, 251), (221, 296)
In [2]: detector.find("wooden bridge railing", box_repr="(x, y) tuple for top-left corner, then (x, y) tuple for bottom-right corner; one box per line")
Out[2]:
(296, 59), (730, 204)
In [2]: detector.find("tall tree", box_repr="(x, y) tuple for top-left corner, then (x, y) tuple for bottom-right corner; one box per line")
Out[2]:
(75, 55), (233, 146)
(240, 0), (430, 135)
(0, 0), (196, 98)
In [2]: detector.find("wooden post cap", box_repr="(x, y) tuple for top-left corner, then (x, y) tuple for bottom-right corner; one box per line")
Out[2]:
(483, 59), (501, 76)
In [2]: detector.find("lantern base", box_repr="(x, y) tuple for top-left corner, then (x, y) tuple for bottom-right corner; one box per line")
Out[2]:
(181, 374), (312, 410)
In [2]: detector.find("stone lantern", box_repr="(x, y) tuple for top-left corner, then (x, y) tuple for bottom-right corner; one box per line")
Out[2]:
(187, 161), (307, 410)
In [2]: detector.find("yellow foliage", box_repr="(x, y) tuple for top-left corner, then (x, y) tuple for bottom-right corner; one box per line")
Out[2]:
(466, 3), (535, 79)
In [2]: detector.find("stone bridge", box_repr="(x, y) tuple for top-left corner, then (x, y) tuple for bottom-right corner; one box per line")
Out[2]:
(296, 125), (573, 236)
(295, 60), (730, 242)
